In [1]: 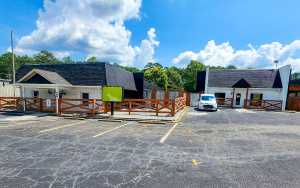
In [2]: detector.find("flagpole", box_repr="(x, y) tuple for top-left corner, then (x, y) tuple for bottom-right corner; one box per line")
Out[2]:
(11, 30), (16, 98)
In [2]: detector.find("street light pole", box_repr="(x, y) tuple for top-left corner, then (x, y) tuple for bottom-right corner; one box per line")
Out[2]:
(11, 30), (16, 98)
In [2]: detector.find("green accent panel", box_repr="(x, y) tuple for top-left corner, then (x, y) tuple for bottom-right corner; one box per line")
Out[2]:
(102, 87), (124, 102)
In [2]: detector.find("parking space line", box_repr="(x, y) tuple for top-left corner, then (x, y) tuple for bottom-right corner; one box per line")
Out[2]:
(93, 122), (133, 137)
(160, 123), (179, 143)
(40, 121), (86, 133)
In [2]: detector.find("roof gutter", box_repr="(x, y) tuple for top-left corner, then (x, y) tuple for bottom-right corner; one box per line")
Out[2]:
(204, 67), (209, 94)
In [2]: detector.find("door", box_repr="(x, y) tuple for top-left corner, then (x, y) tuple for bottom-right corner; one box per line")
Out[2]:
(235, 93), (242, 107)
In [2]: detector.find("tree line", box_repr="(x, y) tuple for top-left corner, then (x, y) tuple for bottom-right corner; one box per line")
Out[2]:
(0, 50), (299, 91)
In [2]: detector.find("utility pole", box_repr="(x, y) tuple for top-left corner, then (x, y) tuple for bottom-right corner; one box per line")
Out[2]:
(11, 30), (16, 98)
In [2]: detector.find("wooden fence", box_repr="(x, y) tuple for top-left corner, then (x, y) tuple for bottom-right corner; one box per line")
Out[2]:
(244, 99), (283, 111)
(216, 98), (233, 108)
(287, 97), (300, 111)
(0, 97), (186, 117)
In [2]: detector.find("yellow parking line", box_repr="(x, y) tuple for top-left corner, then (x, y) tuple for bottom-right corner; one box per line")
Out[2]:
(159, 123), (179, 143)
(93, 122), (133, 138)
(40, 121), (86, 133)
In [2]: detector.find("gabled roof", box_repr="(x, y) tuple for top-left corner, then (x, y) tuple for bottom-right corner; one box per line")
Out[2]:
(208, 69), (282, 88)
(232, 78), (251, 88)
(18, 69), (71, 85)
(15, 62), (137, 90)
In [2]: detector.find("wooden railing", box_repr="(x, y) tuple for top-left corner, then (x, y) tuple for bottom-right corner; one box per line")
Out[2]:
(0, 97), (23, 110)
(175, 97), (186, 114)
(1, 97), (186, 117)
(244, 99), (283, 111)
(216, 98), (233, 108)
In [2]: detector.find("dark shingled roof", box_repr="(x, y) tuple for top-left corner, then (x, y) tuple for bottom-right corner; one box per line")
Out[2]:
(208, 69), (282, 88)
(290, 79), (300, 86)
(232, 78), (251, 88)
(16, 62), (137, 90)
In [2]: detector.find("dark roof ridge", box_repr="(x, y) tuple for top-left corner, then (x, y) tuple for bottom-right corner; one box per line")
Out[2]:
(209, 68), (277, 71)
(21, 62), (106, 66)
(104, 62), (138, 74)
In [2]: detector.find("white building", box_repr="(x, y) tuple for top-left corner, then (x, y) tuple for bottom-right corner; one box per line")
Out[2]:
(196, 65), (291, 111)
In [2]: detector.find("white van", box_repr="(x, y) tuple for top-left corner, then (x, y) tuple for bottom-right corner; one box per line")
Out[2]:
(197, 94), (218, 111)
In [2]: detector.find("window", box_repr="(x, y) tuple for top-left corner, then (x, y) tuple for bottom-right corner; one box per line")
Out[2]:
(201, 96), (215, 101)
(250, 93), (263, 106)
(82, 93), (89, 106)
(215, 93), (226, 102)
(33, 91), (39, 102)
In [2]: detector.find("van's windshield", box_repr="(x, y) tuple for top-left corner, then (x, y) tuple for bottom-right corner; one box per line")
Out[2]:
(201, 96), (215, 101)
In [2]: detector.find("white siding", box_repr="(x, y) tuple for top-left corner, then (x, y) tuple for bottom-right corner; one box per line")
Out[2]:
(0, 81), (20, 97)
(207, 87), (283, 109)
(278, 65), (291, 110)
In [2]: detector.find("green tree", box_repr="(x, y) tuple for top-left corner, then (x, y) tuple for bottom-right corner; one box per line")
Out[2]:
(169, 66), (185, 78)
(183, 60), (205, 91)
(247, 66), (256, 69)
(62, 56), (74, 63)
(33, 50), (60, 64)
(0, 53), (14, 79)
(210, 66), (225, 70)
(145, 67), (168, 90)
(86, 56), (99, 62)
(291, 72), (300, 79)
(142, 62), (163, 72)
(165, 67), (184, 91)
(112, 63), (141, 73)
(226, 65), (238, 69)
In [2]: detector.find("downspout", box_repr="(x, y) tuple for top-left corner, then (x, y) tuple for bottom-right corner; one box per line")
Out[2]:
(285, 69), (292, 111)
(204, 67), (209, 94)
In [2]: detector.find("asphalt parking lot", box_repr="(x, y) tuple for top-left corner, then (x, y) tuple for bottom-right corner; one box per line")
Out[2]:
(1, 108), (300, 188)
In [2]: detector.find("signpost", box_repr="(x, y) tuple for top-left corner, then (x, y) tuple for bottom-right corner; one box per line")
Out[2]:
(102, 87), (124, 115)
(46, 99), (51, 107)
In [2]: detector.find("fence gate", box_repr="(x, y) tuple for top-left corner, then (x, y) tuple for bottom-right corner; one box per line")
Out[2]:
(190, 94), (200, 107)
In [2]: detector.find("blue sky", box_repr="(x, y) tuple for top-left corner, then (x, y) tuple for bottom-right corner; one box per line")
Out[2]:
(1, 0), (300, 71)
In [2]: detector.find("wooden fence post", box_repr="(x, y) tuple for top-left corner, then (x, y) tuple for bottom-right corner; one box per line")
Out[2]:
(231, 87), (235, 108)
(186, 93), (191, 106)
(179, 91), (184, 98)
(152, 90), (156, 99)
(92, 99), (96, 117)
(0, 97), (2, 111)
(172, 100), (175, 116)
(104, 102), (108, 113)
(164, 91), (169, 104)
(156, 100), (159, 116)
(39, 98), (43, 112)
(59, 99), (62, 115)
(128, 99), (131, 115)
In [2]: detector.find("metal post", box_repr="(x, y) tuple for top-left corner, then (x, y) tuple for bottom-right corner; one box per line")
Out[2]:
(11, 30), (16, 98)
(55, 87), (59, 114)
(22, 87), (26, 111)
(111, 102), (114, 115)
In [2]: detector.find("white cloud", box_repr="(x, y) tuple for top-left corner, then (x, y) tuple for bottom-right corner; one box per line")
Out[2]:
(11, 0), (159, 67)
(173, 40), (300, 71)
(130, 28), (160, 67)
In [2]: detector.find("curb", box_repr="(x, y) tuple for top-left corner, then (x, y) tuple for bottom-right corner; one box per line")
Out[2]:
(139, 121), (166, 124)
(98, 119), (122, 122)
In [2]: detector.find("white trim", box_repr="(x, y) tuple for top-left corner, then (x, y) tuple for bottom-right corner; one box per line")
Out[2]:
(205, 67), (209, 94)
(208, 87), (282, 91)
(17, 69), (55, 84)
(16, 83), (102, 89)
